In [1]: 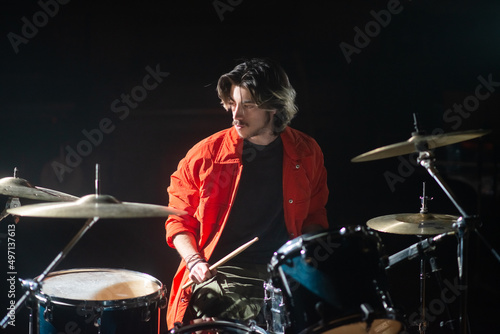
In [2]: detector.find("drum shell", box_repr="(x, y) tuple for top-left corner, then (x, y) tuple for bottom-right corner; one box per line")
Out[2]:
(36, 268), (166, 334)
(269, 226), (401, 334)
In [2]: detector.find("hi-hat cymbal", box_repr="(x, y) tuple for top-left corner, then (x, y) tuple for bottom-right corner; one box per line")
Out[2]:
(0, 177), (79, 202)
(352, 129), (491, 163)
(367, 213), (459, 235)
(7, 194), (186, 219)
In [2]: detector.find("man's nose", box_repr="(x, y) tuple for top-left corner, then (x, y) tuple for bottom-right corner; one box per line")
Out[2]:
(233, 104), (244, 119)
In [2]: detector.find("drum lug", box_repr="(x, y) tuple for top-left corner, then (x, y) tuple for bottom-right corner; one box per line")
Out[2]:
(43, 298), (53, 323)
(159, 286), (168, 309)
(360, 303), (375, 322)
(141, 307), (152, 322)
(92, 307), (103, 328)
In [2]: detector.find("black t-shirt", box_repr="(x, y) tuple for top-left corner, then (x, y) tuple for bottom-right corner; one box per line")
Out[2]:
(210, 136), (289, 265)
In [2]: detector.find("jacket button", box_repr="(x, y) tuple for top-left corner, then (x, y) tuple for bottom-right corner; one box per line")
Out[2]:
(288, 199), (293, 204)
(295, 164), (300, 169)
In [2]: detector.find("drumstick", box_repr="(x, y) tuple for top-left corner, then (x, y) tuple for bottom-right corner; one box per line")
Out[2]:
(182, 237), (259, 289)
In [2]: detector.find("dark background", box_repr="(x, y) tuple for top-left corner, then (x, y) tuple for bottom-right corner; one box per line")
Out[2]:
(1, 0), (499, 333)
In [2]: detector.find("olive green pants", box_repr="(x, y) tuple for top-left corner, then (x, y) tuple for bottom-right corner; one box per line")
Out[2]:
(184, 264), (269, 325)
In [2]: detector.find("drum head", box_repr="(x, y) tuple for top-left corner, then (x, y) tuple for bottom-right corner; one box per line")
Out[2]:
(38, 268), (164, 308)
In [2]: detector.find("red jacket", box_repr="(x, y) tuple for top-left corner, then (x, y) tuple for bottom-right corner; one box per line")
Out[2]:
(165, 126), (329, 328)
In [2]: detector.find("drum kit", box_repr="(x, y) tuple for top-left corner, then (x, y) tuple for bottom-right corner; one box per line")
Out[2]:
(0, 127), (497, 334)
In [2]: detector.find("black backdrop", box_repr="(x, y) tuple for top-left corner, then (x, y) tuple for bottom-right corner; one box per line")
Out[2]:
(1, 1), (499, 333)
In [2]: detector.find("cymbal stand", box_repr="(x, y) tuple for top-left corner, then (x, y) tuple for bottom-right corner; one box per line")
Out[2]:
(416, 148), (497, 334)
(427, 254), (455, 332)
(416, 182), (432, 334)
(417, 248), (428, 334)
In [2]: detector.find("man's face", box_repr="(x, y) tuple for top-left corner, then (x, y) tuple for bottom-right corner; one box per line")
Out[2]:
(228, 85), (276, 145)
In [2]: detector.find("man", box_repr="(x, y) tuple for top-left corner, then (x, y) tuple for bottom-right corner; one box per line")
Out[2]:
(165, 58), (329, 329)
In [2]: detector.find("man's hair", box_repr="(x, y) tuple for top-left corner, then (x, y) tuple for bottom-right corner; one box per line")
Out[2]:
(217, 58), (298, 134)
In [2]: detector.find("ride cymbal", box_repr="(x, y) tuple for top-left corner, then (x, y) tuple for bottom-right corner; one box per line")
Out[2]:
(367, 213), (458, 235)
(352, 129), (491, 163)
(7, 194), (185, 219)
(0, 177), (79, 202)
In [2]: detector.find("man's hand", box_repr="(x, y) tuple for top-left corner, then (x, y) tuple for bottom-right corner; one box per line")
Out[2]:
(172, 232), (218, 284)
(188, 261), (216, 284)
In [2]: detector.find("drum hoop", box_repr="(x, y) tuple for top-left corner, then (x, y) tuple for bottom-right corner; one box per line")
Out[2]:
(292, 314), (360, 334)
(170, 320), (267, 334)
(36, 268), (165, 310)
(270, 226), (381, 270)
(298, 315), (402, 334)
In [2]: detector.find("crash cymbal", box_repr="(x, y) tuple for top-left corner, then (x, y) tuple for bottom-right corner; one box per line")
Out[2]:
(0, 177), (79, 202)
(7, 194), (186, 218)
(367, 213), (458, 235)
(352, 129), (491, 163)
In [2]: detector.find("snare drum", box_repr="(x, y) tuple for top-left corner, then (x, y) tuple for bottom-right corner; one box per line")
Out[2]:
(36, 268), (166, 334)
(268, 226), (402, 334)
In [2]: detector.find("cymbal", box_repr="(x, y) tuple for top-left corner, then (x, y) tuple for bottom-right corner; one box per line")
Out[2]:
(367, 213), (459, 235)
(352, 129), (491, 163)
(7, 194), (186, 219)
(0, 177), (79, 202)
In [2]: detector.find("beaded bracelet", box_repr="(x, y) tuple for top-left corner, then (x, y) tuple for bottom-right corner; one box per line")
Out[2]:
(184, 252), (201, 264)
(188, 258), (207, 272)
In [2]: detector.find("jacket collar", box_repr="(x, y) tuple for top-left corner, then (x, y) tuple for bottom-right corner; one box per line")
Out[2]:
(214, 126), (311, 163)
(214, 127), (243, 163)
(281, 127), (312, 161)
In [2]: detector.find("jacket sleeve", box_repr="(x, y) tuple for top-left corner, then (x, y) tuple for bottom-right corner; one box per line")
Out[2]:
(165, 156), (201, 248)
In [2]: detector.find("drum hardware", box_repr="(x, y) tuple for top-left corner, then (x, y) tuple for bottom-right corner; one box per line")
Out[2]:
(77, 301), (104, 327)
(263, 281), (288, 334)
(385, 232), (453, 269)
(0, 164), (183, 333)
(1, 196), (21, 222)
(41, 296), (54, 324)
(353, 120), (499, 334)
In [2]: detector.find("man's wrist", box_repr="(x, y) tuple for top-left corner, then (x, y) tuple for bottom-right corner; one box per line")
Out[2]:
(184, 252), (207, 271)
